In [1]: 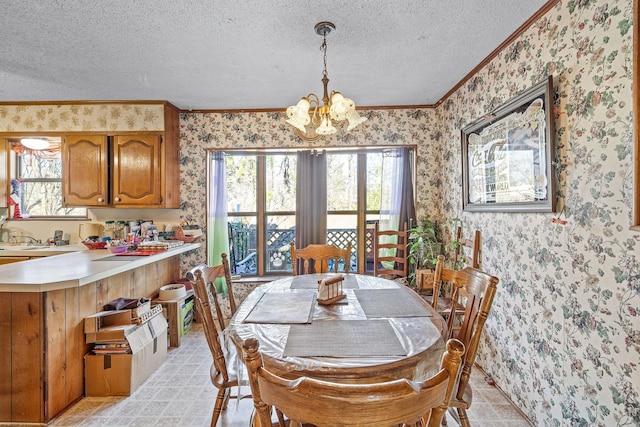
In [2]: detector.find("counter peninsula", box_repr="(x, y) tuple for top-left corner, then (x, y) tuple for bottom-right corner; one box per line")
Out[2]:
(0, 242), (201, 425)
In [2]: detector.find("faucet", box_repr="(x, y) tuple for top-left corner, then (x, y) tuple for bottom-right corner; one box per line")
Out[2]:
(12, 234), (43, 246)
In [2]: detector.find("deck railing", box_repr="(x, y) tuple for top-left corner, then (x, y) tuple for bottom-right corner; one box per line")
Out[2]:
(228, 222), (371, 274)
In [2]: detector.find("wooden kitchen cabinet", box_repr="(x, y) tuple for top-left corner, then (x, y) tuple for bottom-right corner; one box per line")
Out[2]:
(62, 134), (109, 206)
(62, 103), (180, 208)
(112, 134), (162, 206)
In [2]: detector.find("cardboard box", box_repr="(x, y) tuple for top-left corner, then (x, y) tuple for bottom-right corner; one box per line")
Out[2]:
(84, 310), (132, 334)
(84, 324), (139, 344)
(84, 314), (168, 396)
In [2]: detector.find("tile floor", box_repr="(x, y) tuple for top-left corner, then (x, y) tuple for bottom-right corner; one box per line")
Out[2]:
(51, 323), (533, 427)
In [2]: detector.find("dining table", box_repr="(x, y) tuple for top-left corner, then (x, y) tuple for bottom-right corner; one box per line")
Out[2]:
(226, 273), (447, 384)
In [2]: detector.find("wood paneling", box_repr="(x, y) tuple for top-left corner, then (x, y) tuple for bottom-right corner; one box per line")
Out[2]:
(78, 283), (96, 360)
(65, 285), (93, 411)
(132, 265), (147, 298)
(11, 292), (43, 423)
(105, 272), (130, 303)
(0, 293), (11, 420)
(95, 278), (108, 313)
(45, 290), (67, 420)
(144, 262), (159, 296)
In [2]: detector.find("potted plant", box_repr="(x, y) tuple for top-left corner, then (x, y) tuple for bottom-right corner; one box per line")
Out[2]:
(407, 219), (442, 286)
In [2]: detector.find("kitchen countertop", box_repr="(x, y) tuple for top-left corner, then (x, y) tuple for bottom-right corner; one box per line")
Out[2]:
(0, 242), (201, 292)
(0, 243), (87, 257)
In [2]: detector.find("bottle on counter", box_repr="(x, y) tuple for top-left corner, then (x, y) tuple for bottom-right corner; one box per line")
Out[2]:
(115, 221), (127, 240)
(104, 220), (115, 239)
(122, 221), (131, 237)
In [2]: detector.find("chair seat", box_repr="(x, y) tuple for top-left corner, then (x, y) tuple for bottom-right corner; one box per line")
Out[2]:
(377, 273), (409, 287)
(210, 363), (238, 388)
(421, 294), (465, 315)
(447, 382), (474, 426)
(219, 334), (240, 378)
(450, 381), (473, 409)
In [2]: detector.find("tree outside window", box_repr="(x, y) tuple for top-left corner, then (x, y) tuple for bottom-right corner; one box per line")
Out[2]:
(11, 142), (86, 218)
(222, 147), (414, 276)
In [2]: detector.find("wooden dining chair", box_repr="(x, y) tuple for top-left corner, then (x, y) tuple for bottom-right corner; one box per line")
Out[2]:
(443, 266), (499, 427)
(289, 242), (352, 275)
(423, 255), (466, 323)
(242, 337), (465, 427)
(191, 253), (243, 426)
(453, 227), (482, 270)
(373, 221), (409, 281)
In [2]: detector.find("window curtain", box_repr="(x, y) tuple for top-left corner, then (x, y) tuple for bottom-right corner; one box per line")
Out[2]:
(208, 151), (230, 293)
(295, 150), (327, 271)
(398, 147), (416, 227)
(378, 147), (416, 266)
(10, 141), (62, 159)
(380, 147), (415, 230)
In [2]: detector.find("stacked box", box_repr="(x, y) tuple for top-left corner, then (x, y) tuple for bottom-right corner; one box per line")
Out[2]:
(84, 310), (167, 396)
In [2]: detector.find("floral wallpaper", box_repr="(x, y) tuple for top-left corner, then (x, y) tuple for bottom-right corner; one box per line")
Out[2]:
(178, 0), (638, 425)
(436, 0), (637, 425)
(0, 103), (165, 131)
(178, 108), (441, 269)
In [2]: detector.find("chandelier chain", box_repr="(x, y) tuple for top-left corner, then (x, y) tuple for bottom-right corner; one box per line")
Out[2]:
(321, 34), (328, 78)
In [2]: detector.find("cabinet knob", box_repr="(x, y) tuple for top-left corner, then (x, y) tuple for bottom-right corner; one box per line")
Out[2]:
(97, 197), (104, 203)
(114, 197), (121, 202)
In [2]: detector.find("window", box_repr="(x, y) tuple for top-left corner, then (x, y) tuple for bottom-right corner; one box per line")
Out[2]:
(8, 139), (87, 218)
(223, 147), (415, 276)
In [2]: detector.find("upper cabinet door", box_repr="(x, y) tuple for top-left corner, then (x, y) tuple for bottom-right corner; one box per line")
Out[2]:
(112, 135), (162, 206)
(63, 135), (109, 206)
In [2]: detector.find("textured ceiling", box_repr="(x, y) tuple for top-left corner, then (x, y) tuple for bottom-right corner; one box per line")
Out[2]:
(0, 1), (549, 110)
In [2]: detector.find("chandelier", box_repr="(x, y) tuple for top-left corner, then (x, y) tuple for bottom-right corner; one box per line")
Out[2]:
(285, 22), (367, 140)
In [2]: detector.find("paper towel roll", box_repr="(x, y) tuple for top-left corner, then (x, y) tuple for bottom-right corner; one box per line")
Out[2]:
(159, 284), (187, 300)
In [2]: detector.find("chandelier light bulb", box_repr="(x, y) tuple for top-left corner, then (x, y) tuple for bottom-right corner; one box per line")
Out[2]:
(329, 92), (355, 121)
(315, 116), (337, 135)
(346, 109), (368, 132)
(286, 98), (312, 132)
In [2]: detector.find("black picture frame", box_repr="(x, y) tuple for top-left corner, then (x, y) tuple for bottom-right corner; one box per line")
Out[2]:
(461, 76), (555, 213)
